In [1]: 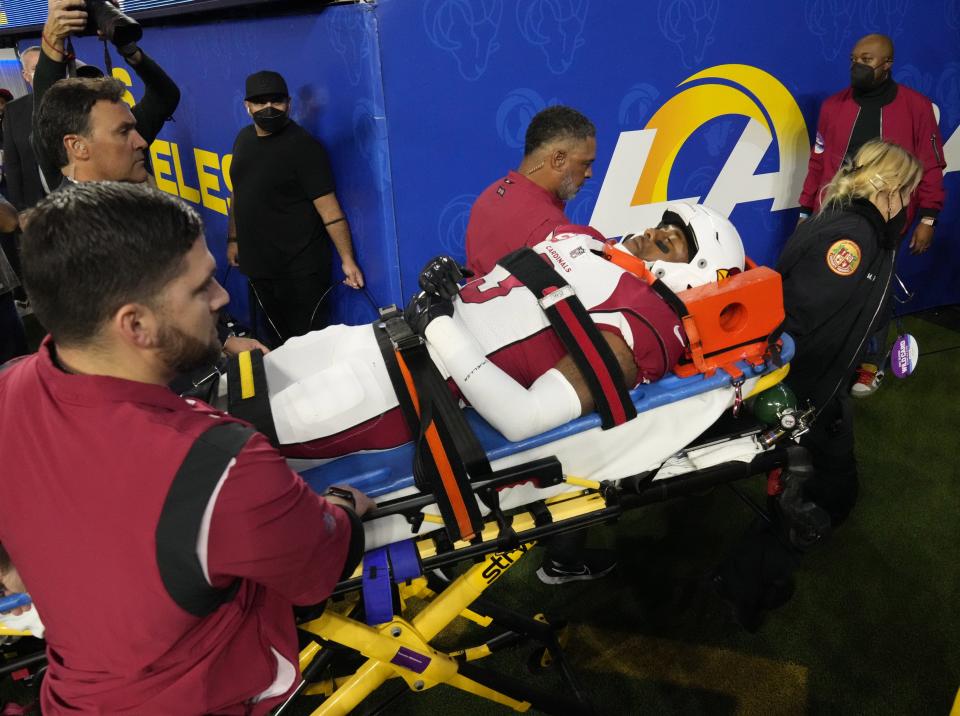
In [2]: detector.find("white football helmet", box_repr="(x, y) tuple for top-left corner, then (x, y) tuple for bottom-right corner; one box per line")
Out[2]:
(646, 203), (746, 293)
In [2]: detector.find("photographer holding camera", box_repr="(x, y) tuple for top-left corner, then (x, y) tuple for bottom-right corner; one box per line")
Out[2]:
(32, 0), (180, 191)
(32, 18), (265, 358)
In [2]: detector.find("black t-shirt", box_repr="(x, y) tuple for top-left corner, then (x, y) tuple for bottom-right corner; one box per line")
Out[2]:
(230, 122), (335, 279)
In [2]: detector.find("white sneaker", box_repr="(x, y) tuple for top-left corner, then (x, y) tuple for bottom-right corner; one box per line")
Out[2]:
(850, 364), (884, 398)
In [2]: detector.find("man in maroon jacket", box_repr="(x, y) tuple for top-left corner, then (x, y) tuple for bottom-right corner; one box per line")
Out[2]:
(797, 33), (946, 396)
(0, 183), (372, 715)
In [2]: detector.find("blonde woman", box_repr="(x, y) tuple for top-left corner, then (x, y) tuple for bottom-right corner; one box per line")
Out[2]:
(711, 140), (922, 631)
(779, 138), (922, 448)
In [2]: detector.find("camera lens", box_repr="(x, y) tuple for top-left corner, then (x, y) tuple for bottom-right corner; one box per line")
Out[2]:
(85, 0), (143, 46)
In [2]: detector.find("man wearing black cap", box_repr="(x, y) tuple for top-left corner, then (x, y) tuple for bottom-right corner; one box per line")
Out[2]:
(227, 70), (363, 346)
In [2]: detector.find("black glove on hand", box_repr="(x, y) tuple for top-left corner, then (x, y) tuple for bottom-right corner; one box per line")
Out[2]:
(418, 256), (474, 301)
(404, 290), (453, 337)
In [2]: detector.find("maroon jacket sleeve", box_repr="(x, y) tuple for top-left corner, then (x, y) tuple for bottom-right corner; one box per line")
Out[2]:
(204, 432), (353, 605)
(913, 97), (946, 216)
(798, 102), (830, 212)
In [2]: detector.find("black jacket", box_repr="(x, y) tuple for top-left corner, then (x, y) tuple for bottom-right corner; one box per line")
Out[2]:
(777, 199), (896, 411)
(2, 94), (45, 211)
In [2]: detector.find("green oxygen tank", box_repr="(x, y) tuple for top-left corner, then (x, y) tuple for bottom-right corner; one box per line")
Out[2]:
(750, 382), (798, 426)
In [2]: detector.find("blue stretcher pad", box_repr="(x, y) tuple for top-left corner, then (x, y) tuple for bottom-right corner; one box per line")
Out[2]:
(299, 334), (795, 498)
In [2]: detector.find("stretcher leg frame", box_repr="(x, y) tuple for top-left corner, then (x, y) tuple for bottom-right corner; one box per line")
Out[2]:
(288, 442), (821, 714)
(292, 486), (633, 714)
(290, 487), (643, 714)
(298, 543), (568, 715)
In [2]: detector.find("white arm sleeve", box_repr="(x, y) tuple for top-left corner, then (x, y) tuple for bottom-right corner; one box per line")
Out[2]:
(424, 316), (582, 442)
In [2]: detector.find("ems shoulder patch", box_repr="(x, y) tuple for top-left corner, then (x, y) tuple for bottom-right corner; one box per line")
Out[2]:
(826, 238), (861, 276)
(814, 131), (825, 155)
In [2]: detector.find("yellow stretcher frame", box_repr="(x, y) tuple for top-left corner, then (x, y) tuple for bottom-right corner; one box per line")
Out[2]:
(283, 428), (809, 715)
(286, 485), (610, 716)
(0, 625), (32, 638)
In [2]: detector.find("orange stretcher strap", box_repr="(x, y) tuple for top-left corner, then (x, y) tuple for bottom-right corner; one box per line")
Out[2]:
(394, 350), (477, 542)
(681, 314), (711, 375)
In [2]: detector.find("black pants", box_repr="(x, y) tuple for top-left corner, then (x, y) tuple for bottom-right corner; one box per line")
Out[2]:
(542, 529), (589, 565)
(798, 396), (859, 524)
(713, 395), (858, 616)
(249, 274), (330, 347)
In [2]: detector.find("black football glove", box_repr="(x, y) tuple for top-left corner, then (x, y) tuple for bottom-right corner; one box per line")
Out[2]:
(404, 290), (453, 337)
(418, 256), (474, 301)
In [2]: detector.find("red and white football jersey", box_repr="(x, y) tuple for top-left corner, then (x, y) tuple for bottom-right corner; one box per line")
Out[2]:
(271, 230), (685, 458)
(454, 230), (685, 387)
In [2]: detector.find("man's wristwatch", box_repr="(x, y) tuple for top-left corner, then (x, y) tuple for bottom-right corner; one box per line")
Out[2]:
(920, 217), (937, 227)
(324, 486), (356, 510)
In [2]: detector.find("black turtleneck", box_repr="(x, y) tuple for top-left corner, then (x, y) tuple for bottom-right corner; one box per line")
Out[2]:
(845, 78), (899, 161)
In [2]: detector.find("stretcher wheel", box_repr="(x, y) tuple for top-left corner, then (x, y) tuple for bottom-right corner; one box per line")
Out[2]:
(527, 646), (554, 674)
(526, 615), (568, 674)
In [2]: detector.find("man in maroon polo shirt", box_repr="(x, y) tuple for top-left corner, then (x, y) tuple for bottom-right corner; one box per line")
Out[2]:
(465, 105), (596, 276)
(0, 183), (372, 714)
(466, 106), (611, 585)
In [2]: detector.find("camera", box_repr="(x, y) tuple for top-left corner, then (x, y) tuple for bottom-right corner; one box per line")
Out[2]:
(82, 0), (143, 47)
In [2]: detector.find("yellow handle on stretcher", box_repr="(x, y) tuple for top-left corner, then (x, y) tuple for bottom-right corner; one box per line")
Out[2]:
(745, 364), (790, 398)
(0, 626), (32, 637)
(564, 475), (601, 490)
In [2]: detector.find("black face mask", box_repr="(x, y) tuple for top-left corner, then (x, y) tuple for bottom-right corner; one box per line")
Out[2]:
(850, 62), (880, 91)
(252, 107), (289, 134)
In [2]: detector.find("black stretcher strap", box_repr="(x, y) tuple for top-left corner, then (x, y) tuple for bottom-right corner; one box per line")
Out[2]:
(226, 349), (279, 447)
(645, 273), (689, 320)
(498, 248), (636, 430)
(155, 421), (252, 617)
(373, 315), (422, 436)
(373, 311), (487, 543)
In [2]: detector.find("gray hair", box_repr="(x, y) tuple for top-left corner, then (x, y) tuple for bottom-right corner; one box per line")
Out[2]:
(19, 46), (40, 69)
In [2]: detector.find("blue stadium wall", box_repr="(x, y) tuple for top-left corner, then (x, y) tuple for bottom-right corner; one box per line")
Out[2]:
(19, 0), (960, 324)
